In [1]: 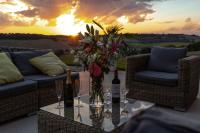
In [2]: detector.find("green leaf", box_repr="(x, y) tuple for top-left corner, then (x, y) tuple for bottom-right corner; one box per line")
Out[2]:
(116, 35), (122, 44)
(95, 30), (99, 40)
(92, 20), (107, 35)
(85, 32), (90, 36)
(108, 34), (113, 44)
(91, 25), (94, 35)
(93, 20), (103, 30)
(80, 36), (93, 44)
(86, 24), (90, 33)
(79, 32), (84, 39)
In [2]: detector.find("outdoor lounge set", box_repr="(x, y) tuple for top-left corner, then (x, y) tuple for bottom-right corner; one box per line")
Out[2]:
(0, 50), (79, 123)
(0, 46), (200, 133)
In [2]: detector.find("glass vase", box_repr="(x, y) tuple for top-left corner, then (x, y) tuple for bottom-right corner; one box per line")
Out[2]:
(89, 75), (104, 108)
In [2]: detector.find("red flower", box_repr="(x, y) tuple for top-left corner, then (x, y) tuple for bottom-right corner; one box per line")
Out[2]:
(85, 46), (92, 53)
(89, 63), (102, 77)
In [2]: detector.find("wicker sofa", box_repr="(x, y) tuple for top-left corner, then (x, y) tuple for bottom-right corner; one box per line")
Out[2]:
(126, 47), (200, 111)
(0, 50), (79, 123)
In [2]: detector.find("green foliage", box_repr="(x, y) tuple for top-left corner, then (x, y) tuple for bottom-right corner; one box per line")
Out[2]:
(92, 20), (107, 35)
(117, 58), (126, 70)
(106, 25), (123, 35)
(164, 44), (186, 48)
(128, 42), (189, 47)
(92, 20), (123, 36)
(59, 54), (79, 66)
(188, 42), (200, 51)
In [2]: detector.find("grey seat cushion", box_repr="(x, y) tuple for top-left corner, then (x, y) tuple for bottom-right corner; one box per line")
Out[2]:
(148, 47), (187, 73)
(0, 80), (37, 99)
(25, 74), (66, 85)
(25, 73), (79, 85)
(134, 71), (178, 86)
(10, 51), (49, 75)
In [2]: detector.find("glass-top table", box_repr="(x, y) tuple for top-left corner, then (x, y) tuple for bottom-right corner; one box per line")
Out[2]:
(39, 95), (154, 133)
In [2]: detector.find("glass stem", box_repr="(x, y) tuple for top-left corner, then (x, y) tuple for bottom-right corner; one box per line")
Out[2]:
(58, 98), (61, 106)
(78, 96), (80, 105)
(124, 94), (126, 102)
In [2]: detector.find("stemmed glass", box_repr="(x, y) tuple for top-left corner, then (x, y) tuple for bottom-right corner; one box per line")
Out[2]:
(76, 106), (83, 122)
(75, 79), (83, 107)
(104, 87), (112, 107)
(55, 80), (64, 109)
(103, 86), (112, 119)
(121, 88), (129, 104)
(121, 102), (129, 118)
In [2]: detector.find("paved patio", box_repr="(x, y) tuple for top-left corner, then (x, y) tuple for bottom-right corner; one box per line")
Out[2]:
(0, 71), (200, 133)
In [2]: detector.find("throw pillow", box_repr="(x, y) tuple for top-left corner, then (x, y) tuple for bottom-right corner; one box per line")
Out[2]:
(30, 52), (68, 76)
(10, 51), (49, 75)
(0, 53), (23, 85)
(148, 46), (187, 73)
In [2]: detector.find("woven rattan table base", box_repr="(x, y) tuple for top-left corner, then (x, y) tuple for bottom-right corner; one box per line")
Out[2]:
(38, 110), (123, 133)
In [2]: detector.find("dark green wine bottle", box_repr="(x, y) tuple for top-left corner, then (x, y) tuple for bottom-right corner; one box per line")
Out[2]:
(112, 70), (120, 103)
(64, 69), (74, 107)
(112, 103), (120, 127)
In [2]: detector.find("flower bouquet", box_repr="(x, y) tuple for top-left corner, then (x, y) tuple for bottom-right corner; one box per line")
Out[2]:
(72, 21), (126, 107)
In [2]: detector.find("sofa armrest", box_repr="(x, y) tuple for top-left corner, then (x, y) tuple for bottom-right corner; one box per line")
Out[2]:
(178, 56), (200, 93)
(126, 54), (150, 88)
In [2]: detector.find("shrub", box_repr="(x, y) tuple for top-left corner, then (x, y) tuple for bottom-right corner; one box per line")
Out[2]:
(59, 54), (80, 66)
(188, 42), (200, 51)
(117, 58), (126, 70)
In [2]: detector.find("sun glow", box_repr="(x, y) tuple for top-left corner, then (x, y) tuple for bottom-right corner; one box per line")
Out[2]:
(117, 16), (129, 25)
(56, 8), (86, 36)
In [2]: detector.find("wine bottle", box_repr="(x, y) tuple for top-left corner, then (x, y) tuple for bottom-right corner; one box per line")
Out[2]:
(112, 103), (120, 127)
(112, 69), (120, 103)
(64, 69), (74, 107)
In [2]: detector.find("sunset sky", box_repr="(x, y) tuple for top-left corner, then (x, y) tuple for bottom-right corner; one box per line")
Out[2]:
(0, 0), (200, 35)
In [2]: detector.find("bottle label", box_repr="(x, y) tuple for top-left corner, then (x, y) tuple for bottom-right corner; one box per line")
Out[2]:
(112, 84), (120, 98)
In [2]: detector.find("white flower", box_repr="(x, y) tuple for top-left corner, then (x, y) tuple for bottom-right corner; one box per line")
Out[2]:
(93, 53), (97, 59)
(97, 41), (104, 46)
(106, 44), (109, 48)
(71, 50), (75, 54)
(74, 58), (79, 63)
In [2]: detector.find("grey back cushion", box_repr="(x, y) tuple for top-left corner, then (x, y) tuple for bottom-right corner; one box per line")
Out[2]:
(10, 51), (49, 75)
(148, 47), (187, 73)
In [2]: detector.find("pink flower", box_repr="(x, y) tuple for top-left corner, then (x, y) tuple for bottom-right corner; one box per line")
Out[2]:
(89, 63), (102, 77)
(111, 46), (117, 53)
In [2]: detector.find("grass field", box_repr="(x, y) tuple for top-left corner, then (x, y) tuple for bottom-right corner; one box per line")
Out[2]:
(59, 54), (127, 70)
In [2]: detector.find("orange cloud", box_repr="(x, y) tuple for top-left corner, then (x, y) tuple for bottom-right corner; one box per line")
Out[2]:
(164, 18), (200, 35)
(74, 0), (155, 24)
(20, 0), (72, 19)
(0, 0), (48, 28)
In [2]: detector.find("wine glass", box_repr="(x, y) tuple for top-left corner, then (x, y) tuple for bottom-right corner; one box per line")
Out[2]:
(55, 80), (64, 109)
(76, 107), (83, 122)
(121, 102), (129, 118)
(104, 87), (112, 107)
(75, 79), (83, 107)
(123, 88), (129, 104)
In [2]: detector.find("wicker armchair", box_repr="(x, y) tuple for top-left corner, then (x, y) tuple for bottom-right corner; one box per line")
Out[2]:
(126, 54), (200, 111)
